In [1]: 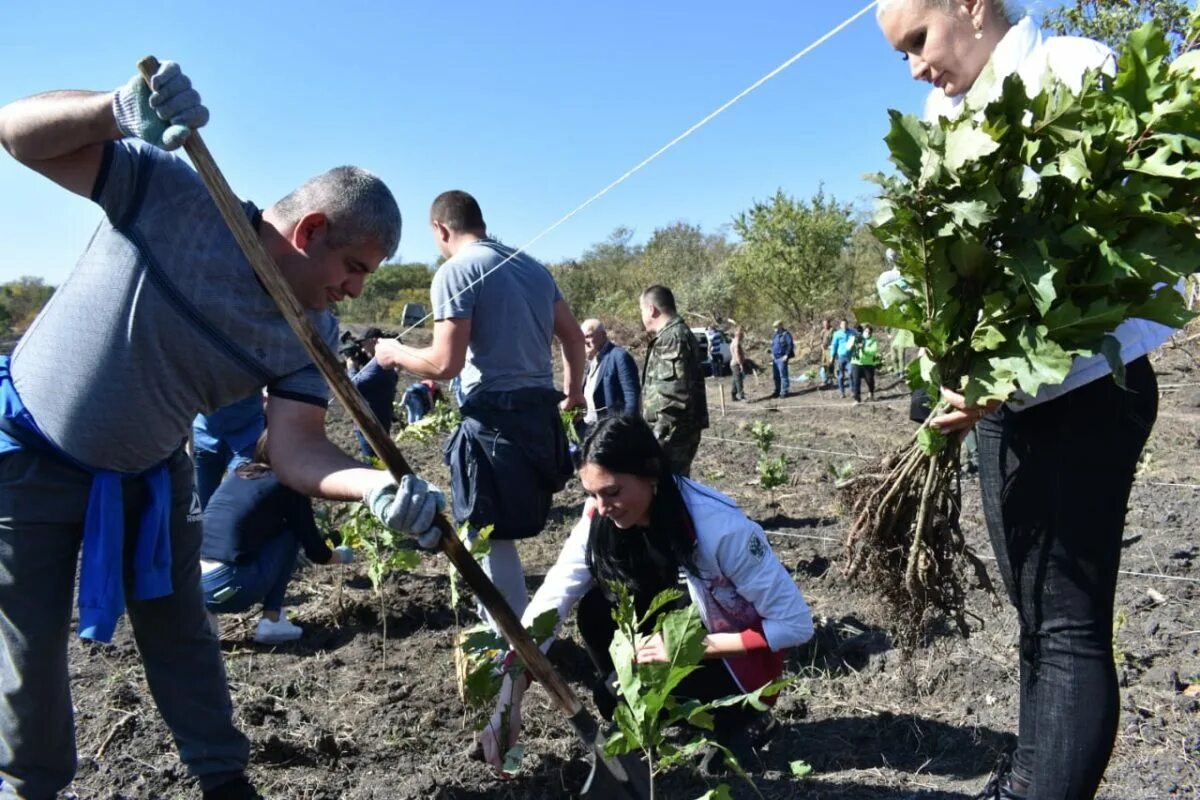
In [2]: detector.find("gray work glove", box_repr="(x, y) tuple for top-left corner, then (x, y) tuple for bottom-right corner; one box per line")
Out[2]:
(112, 60), (209, 151)
(364, 474), (446, 550)
(333, 545), (355, 565)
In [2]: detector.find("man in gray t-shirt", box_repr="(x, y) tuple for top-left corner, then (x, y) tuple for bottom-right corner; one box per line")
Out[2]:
(376, 190), (585, 633)
(0, 61), (407, 800)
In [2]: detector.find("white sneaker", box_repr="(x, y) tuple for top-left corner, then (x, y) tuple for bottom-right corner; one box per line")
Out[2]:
(254, 613), (303, 644)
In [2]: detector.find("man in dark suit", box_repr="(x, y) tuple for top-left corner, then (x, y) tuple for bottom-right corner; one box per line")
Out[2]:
(581, 319), (640, 429)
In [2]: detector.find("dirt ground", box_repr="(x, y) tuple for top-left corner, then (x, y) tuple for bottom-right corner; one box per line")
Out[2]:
(62, 333), (1199, 799)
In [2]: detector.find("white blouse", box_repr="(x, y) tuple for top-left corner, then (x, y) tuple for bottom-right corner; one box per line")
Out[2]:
(925, 17), (1177, 410)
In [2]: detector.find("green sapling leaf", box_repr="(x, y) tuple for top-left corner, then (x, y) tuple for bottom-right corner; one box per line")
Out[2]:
(917, 426), (947, 456)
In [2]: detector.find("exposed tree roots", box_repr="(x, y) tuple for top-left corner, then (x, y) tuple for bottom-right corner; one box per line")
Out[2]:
(840, 440), (995, 650)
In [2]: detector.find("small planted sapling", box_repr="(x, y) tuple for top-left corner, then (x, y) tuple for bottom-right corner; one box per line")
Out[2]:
(748, 421), (775, 455)
(452, 524), (558, 777)
(456, 609), (559, 775)
(339, 503), (421, 668)
(449, 524), (557, 774)
(604, 584), (784, 799)
(749, 422), (790, 504)
(756, 455), (790, 506)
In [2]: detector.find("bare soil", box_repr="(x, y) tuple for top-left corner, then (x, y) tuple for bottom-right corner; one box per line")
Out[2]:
(63, 334), (1200, 799)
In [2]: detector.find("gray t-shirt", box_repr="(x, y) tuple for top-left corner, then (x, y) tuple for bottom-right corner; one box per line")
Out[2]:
(430, 239), (562, 397)
(11, 141), (338, 472)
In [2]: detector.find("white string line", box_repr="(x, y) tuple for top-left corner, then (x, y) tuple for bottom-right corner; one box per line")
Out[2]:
(724, 398), (911, 411)
(701, 433), (870, 459)
(767, 530), (841, 544)
(1142, 481), (1200, 490)
(764, 530), (1200, 585)
(702, 434), (1200, 489)
(392, 0), (882, 341)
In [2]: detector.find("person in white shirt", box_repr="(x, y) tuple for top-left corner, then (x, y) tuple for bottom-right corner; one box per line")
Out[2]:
(877, 2), (1167, 798)
(475, 414), (813, 776)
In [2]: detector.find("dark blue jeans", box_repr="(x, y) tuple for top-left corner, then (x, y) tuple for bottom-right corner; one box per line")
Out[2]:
(771, 357), (790, 396)
(835, 356), (852, 395)
(976, 356), (1156, 799)
(202, 531), (299, 615)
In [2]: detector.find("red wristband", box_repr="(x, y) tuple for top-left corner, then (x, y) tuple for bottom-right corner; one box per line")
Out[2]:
(739, 629), (770, 652)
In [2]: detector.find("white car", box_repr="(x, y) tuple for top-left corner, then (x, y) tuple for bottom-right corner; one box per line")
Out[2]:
(692, 328), (732, 377)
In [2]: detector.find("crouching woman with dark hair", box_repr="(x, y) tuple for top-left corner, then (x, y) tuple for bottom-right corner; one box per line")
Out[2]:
(478, 415), (814, 773)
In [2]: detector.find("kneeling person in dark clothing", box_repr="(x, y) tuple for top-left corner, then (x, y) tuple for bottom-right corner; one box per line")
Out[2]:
(201, 432), (351, 644)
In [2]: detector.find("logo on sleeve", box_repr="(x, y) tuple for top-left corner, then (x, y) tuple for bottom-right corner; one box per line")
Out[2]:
(748, 534), (766, 561)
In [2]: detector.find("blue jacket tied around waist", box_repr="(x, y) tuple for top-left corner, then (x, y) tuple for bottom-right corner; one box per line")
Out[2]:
(444, 387), (572, 541)
(0, 357), (173, 642)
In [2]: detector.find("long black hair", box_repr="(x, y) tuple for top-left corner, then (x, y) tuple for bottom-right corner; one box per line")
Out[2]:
(579, 416), (699, 594)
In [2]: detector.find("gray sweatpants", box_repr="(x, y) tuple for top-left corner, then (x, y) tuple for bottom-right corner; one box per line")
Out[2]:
(473, 537), (529, 635)
(0, 448), (249, 798)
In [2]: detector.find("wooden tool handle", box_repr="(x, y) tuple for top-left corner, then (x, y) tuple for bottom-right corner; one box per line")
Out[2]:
(136, 56), (586, 721)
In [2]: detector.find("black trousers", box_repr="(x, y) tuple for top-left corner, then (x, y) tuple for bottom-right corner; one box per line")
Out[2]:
(976, 357), (1156, 799)
(576, 588), (757, 738)
(851, 364), (875, 401)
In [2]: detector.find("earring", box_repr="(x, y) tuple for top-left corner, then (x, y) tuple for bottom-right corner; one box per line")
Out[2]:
(974, 23), (984, 40)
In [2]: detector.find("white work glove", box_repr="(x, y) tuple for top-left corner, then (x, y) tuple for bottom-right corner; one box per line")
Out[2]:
(112, 60), (209, 150)
(364, 474), (446, 550)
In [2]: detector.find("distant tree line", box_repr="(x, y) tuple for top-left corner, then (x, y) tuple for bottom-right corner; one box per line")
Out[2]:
(1045, 0), (1193, 60)
(12, 3), (1192, 341)
(333, 262), (433, 327)
(549, 188), (887, 333)
(0, 277), (55, 343)
(0, 190), (892, 342)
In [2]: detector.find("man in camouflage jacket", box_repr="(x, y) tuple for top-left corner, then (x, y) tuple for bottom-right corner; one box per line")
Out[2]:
(638, 285), (709, 476)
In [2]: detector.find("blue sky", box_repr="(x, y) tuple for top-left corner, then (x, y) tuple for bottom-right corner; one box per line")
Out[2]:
(0, 1), (1060, 283)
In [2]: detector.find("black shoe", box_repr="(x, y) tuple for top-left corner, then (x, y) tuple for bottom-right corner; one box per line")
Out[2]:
(973, 754), (1027, 800)
(698, 713), (773, 778)
(204, 776), (264, 800)
(768, 393), (780, 399)
(698, 731), (757, 778)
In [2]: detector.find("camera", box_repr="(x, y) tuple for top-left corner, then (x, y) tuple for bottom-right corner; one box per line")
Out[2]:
(339, 331), (368, 365)
(340, 328), (400, 368)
